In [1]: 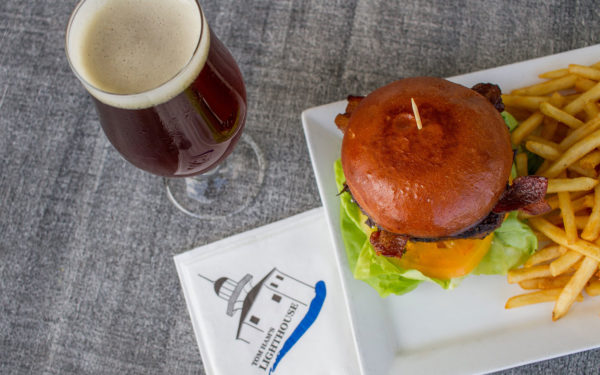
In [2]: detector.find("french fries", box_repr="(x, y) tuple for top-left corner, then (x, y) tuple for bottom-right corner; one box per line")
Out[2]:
(568, 64), (600, 81)
(528, 218), (600, 262)
(515, 152), (528, 177)
(518, 274), (572, 290)
(585, 278), (600, 296)
(557, 190), (577, 244)
(507, 264), (552, 284)
(506, 288), (583, 309)
(505, 60), (600, 320)
(511, 112), (545, 145)
(512, 74), (577, 96)
(541, 117), (559, 139)
(549, 250), (583, 276)
(557, 114), (600, 151)
(553, 257), (599, 320)
(539, 102), (584, 128)
(575, 77), (597, 92)
(581, 185), (600, 241)
(526, 140), (560, 160)
(502, 96), (549, 111)
(583, 102), (600, 121)
(578, 150), (600, 170)
(563, 82), (600, 115)
(523, 244), (566, 267)
(545, 191), (593, 211)
(543, 129), (600, 178)
(539, 67), (569, 79)
(546, 177), (598, 193)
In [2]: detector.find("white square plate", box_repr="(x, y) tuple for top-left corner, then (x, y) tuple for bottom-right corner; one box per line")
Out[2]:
(302, 44), (600, 375)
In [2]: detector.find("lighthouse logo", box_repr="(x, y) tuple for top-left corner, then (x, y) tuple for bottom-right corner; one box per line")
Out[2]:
(199, 268), (326, 373)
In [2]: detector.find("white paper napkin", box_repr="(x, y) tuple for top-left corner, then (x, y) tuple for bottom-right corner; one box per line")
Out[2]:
(174, 207), (361, 375)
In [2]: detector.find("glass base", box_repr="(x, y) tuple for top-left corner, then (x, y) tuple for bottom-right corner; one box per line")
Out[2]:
(164, 133), (265, 219)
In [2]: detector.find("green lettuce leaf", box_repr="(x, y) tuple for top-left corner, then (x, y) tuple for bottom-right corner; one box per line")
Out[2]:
(334, 159), (537, 297)
(501, 111), (519, 132)
(473, 211), (538, 275)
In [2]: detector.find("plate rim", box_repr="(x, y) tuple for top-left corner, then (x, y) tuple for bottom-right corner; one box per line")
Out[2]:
(302, 43), (600, 375)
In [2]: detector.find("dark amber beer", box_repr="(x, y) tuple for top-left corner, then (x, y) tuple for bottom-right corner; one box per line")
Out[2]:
(66, 0), (246, 177)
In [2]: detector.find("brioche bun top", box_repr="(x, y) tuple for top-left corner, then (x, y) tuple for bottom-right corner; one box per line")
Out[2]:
(341, 77), (513, 238)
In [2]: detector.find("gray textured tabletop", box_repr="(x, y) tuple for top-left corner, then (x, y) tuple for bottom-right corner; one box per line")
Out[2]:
(2, 0), (600, 374)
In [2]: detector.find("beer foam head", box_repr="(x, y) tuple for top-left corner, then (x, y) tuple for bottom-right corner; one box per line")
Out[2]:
(66, 0), (210, 109)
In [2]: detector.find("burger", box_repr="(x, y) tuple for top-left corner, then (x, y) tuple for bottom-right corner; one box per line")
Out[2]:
(334, 77), (550, 296)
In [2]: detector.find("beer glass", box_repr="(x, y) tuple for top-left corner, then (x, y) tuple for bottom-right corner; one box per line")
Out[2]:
(65, 0), (264, 218)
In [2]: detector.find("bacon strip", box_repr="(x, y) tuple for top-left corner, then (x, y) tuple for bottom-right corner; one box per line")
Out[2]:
(370, 230), (408, 257)
(334, 95), (364, 133)
(493, 176), (550, 214)
(471, 83), (504, 112)
(519, 199), (553, 216)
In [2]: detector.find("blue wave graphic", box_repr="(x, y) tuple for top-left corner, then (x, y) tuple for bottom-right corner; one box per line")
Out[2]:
(269, 280), (326, 374)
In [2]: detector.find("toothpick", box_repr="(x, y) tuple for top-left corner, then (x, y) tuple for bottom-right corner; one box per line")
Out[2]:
(411, 98), (423, 130)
